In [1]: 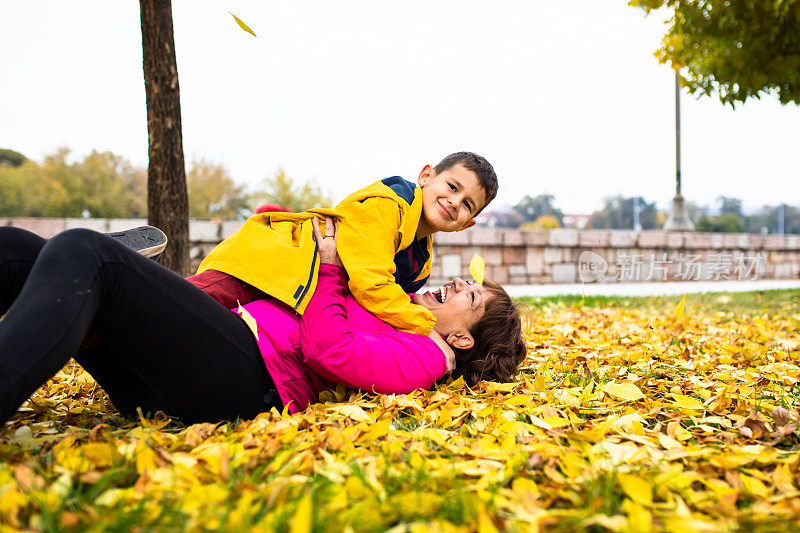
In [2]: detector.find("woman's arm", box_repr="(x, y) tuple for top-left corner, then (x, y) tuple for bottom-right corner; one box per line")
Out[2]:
(300, 263), (447, 393)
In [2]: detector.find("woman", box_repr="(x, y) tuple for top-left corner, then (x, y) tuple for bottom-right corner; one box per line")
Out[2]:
(0, 218), (526, 424)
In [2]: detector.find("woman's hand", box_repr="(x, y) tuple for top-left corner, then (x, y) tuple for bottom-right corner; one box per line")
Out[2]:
(427, 331), (456, 372)
(311, 216), (344, 269)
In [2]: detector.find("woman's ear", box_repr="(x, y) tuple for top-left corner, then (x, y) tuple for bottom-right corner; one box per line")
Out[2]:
(447, 331), (474, 350)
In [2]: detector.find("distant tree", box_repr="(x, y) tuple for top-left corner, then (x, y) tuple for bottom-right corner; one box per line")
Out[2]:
(140, 0), (190, 275)
(695, 213), (745, 233)
(0, 148), (26, 167)
(693, 216), (713, 232)
(0, 149), (146, 218)
(589, 196), (661, 230)
(716, 213), (745, 233)
(250, 168), (332, 213)
(744, 212), (770, 234)
(717, 196), (743, 217)
(186, 159), (249, 219)
(694, 196), (746, 232)
(520, 215), (560, 230)
(513, 194), (563, 224)
(630, 0), (800, 105)
(0, 159), (45, 216)
(72, 151), (147, 218)
(745, 204), (800, 234)
(686, 201), (709, 222)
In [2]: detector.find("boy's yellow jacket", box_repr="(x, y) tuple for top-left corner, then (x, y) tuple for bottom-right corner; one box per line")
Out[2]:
(196, 178), (437, 335)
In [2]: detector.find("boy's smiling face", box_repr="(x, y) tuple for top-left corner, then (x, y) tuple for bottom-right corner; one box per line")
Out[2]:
(416, 163), (486, 238)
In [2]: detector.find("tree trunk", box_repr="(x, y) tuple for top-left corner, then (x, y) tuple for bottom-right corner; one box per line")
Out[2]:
(139, 0), (190, 275)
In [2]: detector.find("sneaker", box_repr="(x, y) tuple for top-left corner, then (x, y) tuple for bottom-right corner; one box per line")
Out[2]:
(106, 226), (168, 260)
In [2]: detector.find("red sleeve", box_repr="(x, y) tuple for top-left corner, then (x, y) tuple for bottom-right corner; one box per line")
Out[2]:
(185, 269), (265, 308)
(299, 264), (447, 394)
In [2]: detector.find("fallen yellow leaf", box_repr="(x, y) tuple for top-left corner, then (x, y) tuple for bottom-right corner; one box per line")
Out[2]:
(675, 295), (686, 320)
(670, 394), (705, 412)
(289, 492), (312, 533)
(601, 382), (645, 402)
(328, 405), (373, 423)
(534, 373), (546, 392)
(236, 301), (259, 341)
(618, 473), (653, 506)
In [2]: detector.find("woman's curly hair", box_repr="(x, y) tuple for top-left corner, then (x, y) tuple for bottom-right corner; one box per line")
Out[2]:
(449, 279), (527, 386)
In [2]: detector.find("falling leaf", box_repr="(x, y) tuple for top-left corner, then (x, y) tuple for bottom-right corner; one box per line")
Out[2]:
(469, 253), (485, 285)
(236, 301), (259, 341)
(229, 12), (256, 37)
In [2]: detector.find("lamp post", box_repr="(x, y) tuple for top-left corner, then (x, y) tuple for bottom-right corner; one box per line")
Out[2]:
(664, 70), (694, 231)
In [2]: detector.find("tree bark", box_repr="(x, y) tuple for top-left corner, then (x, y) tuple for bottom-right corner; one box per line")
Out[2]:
(139, 0), (190, 275)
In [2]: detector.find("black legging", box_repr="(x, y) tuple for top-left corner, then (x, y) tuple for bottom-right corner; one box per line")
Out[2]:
(0, 227), (282, 425)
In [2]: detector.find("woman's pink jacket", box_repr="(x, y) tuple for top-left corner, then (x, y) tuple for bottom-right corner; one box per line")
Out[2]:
(236, 264), (447, 413)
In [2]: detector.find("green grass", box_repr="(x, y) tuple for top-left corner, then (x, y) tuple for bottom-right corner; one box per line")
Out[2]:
(517, 288), (800, 317)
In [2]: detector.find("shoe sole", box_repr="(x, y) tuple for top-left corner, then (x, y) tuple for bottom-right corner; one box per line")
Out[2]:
(106, 226), (168, 259)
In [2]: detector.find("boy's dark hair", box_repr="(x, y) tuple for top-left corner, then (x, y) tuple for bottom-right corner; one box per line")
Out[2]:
(450, 279), (527, 386)
(434, 152), (498, 214)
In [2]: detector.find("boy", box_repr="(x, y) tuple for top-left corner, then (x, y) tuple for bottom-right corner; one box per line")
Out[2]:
(190, 152), (497, 335)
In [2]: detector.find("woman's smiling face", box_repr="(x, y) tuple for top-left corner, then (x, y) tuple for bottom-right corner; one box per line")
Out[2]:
(412, 278), (489, 344)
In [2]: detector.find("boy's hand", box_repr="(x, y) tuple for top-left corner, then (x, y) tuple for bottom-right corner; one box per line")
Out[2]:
(311, 216), (344, 268)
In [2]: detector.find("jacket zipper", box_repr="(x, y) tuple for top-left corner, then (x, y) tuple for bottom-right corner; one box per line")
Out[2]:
(294, 237), (318, 309)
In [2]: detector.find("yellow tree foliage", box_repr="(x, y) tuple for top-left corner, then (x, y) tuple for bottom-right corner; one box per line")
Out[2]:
(0, 148), (146, 218)
(186, 159), (248, 219)
(631, 0), (800, 105)
(250, 167), (332, 213)
(521, 215), (561, 230)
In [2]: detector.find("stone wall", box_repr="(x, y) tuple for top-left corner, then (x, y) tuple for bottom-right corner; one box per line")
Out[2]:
(4, 218), (799, 285)
(430, 228), (799, 286)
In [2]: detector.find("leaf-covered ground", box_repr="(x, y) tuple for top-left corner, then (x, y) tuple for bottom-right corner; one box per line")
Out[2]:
(1, 289), (799, 532)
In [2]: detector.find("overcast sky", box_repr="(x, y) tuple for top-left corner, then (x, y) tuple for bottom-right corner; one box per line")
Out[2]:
(2, 1), (798, 215)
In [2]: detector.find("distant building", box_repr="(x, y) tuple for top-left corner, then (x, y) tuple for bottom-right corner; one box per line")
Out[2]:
(561, 214), (590, 229)
(474, 210), (524, 228)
